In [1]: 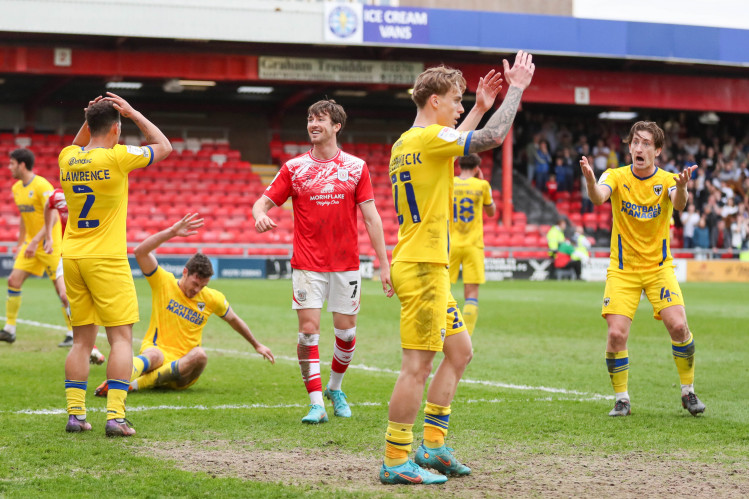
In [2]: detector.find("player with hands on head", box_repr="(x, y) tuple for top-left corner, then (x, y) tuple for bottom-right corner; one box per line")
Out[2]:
(61, 92), (172, 436)
(380, 51), (534, 485)
(94, 213), (274, 399)
(580, 121), (704, 418)
(253, 99), (393, 425)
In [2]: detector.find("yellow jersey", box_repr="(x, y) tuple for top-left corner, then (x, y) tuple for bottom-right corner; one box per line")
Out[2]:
(12, 175), (62, 246)
(58, 144), (153, 259)
(451, 176), (492, 248)
(390, 125), (472, 264)
(599, 165), (677, 271)
(141, 266), (229, 359)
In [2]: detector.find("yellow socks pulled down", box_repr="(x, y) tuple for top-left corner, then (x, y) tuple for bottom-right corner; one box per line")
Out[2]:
(65, 380), (87, 416)
(672, 333), (695, 385)
(6, 287), (22, 327)
(384, 421), (413, 467)
(132, 360), (180, 391)
(606, 350), (629, 396)
(463, 298), (479, 336)
(106, 379), (130, 420)
(423, 402), (451, 449)
(131, 355), (151, 381)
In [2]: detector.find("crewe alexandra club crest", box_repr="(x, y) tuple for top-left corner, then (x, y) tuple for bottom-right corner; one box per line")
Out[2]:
(337, 168), (349, 182)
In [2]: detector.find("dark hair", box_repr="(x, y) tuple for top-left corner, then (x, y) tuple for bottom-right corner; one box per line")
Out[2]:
(85, 100), (121, 136)
(458, 153), (481, 170)
(411, 65), (466, 109)
(10, 149), (34, 170)
(624, 121), (665, 150)
(308, 100), (347, 137)
(185, 252), (214, 279)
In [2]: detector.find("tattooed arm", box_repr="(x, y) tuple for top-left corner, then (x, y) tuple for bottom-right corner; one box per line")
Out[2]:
(468, 51), (535, 154)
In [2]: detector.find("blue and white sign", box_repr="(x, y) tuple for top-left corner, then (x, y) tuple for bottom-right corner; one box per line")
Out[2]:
(363, 6), (429, 44)
(324, 3), (363, 43)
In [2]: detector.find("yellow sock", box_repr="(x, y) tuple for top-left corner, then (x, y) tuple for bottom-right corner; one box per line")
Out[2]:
(463, 299), (479, 336)
(384, 421), (412, 467)
(131, 355), (150, 381)
(606, 351), (629, 394)
(672, 333), (695, 385)
(65, 380), (87, 416)
(6, 287), (22, 326)
(106, 379), (130, 420)
(61, 306), (72, 331)
(423, 402), (451, 448)
(132, 360), (179, 390)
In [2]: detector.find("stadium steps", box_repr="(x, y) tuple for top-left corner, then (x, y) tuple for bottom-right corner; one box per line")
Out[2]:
(252, 164), (281, 185)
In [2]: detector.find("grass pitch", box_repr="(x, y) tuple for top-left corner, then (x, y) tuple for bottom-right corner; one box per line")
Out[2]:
(0, 277), (747, 497)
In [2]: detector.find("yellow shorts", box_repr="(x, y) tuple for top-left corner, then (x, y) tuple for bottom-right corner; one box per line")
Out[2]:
(601, 266), (685, 321)
(392, 261), (468, 352)
(13, 242), (61, 280)
(63, 258), (139, 327)
(139, 343), (199, 390)
(449, 245), (486, 284)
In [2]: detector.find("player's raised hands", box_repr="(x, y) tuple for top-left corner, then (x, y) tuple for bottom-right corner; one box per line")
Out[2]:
(674, 165), (697, 188)
(171, 213), (204, 238)
(103, 92), (136, 118)
(474, 69), (503, 113)
(503, 50), (535, 91)
(579, 155), (596, 182)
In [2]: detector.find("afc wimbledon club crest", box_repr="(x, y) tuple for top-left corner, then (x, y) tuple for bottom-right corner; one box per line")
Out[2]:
(324, 3), (363, 43)
(653, 184), (663, 196)
(337, 168), (349, 182)
(197, 302), (206, 312)
(603, 297), (611, 307)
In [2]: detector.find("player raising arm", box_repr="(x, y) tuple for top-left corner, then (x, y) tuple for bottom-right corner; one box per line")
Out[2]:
(62, 93), (171, 437)
(580, 121), (703, 417)
(95, 214), (273, 398)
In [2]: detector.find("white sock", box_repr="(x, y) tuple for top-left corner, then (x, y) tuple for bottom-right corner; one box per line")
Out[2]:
(309, 391), (324, 406)
(4, 324), (16, 334)
(66, 331), (73, 339)
(615, 391), (630, 402)
(130, 380), (139, 392)
(328, 373), (344, 391)
(680, 384), (694, 396)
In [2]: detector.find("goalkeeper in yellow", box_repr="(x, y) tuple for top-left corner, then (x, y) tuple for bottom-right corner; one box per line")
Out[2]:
(95, 214), (274, 398)
(580, 120), (704, 418)
(449, 153), (495, 336)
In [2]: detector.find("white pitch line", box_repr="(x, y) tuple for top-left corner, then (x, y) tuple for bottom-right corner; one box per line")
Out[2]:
(6, 397), (602, 416)
(7, 316), (612, 401)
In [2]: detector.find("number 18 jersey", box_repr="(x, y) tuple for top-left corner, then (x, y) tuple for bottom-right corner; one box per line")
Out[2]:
(390, 125), (472, 265)
(59, 144), (153, 258)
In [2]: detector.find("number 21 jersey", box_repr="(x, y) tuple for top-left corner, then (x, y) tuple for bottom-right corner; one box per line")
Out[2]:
(390, 125), (472, 265)
(59, 144), (153, 258)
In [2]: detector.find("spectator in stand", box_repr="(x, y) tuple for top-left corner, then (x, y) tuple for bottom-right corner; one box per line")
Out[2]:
(546, 173), (558, 201)
(553, 156), (568, 193)
(592, 138), (610, 177)
(721, 196), (739, 218)
(728, 215), (745, 250)
(560, 147), (576, 192)
(680, 203), (700, 249)
(534, 140), (551, 192)
(525, 133), (541, 182)
(693, 216), (711, 250)
(711, 218), (731, 253)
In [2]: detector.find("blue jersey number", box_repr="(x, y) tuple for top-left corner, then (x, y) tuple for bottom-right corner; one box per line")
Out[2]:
(73, 185), (100, 228)
(391, 171), (421, 225)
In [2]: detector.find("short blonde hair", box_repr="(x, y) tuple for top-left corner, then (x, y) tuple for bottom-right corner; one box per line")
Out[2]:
(411, 65), (466, 109)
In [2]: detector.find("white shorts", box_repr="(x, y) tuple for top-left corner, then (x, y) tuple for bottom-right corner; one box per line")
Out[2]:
(291, 269), (361, 315)
(56, 258), (64, 280)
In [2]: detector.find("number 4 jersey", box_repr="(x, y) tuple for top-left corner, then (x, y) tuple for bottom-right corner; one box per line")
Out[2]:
(59, 144), (153, 259)
(390, 125), (472, 265)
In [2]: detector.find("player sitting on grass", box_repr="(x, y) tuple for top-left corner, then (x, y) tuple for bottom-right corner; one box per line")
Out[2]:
(95, 214), (274, 397)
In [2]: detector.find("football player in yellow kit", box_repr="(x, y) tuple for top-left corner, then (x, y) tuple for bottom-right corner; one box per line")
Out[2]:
(580, 121), (704, 417)
(94, 213), (274, 397)
(0, 149), (71, 345)
(449, 153), (495, 336)
(380, 51), (535, 485)
(61, 93), (172, 436)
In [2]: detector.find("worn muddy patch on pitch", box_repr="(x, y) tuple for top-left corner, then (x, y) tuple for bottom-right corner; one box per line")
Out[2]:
(140, 441), (749, 497)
